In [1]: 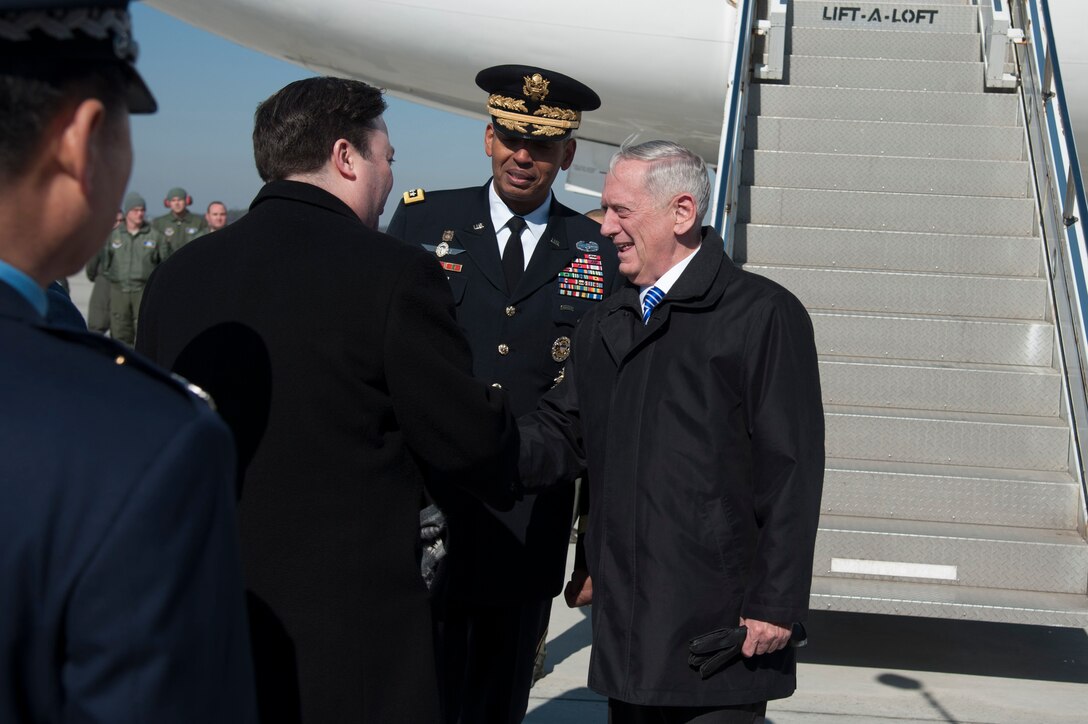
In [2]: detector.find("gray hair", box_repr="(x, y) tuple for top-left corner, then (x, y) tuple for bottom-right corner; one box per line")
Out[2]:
(609, 140), (711, 222)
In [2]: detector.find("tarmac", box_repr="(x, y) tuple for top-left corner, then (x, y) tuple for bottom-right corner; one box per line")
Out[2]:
(526, 547), (1088, 724)
(64, 274), (1088, 724)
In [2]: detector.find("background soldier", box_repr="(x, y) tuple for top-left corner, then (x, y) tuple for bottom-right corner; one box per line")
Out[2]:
(205, 199), (229, 231)
(387, 64), (618, 724)
(102, 191), (167, 344)
(152, 184), (207, 251)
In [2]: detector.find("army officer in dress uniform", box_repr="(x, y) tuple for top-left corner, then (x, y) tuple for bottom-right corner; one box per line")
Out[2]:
(387, 64), (619, 724)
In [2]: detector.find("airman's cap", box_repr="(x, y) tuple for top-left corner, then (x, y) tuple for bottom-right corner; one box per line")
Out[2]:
(166, 187), (188, 200)
(476, 64), (600, 142)
(122, 192), (145, 212)
(0, 1), (156, 113)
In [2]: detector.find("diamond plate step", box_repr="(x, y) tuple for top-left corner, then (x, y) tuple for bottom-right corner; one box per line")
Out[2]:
(818, 357), (1062, 416)
(812, 311), (1053, 366)
(794, 1), (978, 34)
(809, 577), (1088, 627)
(789, 26), (981, 61)
(742, 150), (1029, 198)
(814, 515), (1088, 594)
(749, 85), (1020, 126)
(825, 405), (1070, 471)
(742, 186), (1035, 236)
(747, 264), (1047, 319)
(823, 458), (1080, 529)
(788, 55), (983, 93)
(746, 117), (1025, 161)
(733, 225), (1041, 276)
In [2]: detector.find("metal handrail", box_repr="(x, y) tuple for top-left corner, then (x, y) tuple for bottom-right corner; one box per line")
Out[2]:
(709, 0), (757, 256)
(1014, 0), (1088, 523)
(1035, 1), (1086, 230)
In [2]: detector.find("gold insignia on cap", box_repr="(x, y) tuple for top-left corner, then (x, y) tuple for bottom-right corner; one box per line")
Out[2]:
(488, 94), (528, 113)
(436, 241), (450, 258)
(535, 105), (578, 122)
(403, 188), (426, 205)
(551, 336), (571, 363)
(532, 125), (565, 137)
(496, 117), (529, 135)
(523, 73), (550, 101)
(442, 230), (454, 242)
(551, 367), (566, 388)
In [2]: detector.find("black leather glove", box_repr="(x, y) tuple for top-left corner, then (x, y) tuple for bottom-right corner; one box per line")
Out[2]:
(687, 625), (747, 679)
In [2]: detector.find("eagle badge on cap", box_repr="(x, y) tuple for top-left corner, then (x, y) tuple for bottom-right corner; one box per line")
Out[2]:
(523, 73), (549, 101)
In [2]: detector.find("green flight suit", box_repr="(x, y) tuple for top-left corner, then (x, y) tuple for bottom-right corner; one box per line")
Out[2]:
(102, 223), (169, 345)
(84, 245), (111, 333)
(152, 208), (208, 255)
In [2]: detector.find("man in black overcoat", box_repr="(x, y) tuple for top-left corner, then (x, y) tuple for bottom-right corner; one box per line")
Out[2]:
(520, 141), (825, 724)
(0, 2), (256, 721)
(387, 64), (618, 724)
(137, 77), (519, 723)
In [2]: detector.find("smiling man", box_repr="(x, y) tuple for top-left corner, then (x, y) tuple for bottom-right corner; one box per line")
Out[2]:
(387, 64), (618, 724)
(520, 141), (825, 724)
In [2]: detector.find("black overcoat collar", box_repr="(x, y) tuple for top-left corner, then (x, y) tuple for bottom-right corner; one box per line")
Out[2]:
(250, 180), (363, 223)
(598, 226), (734, 365)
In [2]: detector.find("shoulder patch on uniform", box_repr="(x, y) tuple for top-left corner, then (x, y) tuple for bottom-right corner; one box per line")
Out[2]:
(403, 188), (426, 205)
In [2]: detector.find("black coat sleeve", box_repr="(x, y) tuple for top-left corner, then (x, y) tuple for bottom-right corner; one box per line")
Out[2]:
(740, 291), (825, 624)
(517, 349), (588, 493)
(382, 250), (519, 505)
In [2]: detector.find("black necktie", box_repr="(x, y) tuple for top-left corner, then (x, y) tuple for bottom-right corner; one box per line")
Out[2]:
(502, 216), (526, 295)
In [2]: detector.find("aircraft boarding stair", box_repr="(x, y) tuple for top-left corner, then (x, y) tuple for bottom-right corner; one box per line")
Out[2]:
(733, 0), (1088, 626)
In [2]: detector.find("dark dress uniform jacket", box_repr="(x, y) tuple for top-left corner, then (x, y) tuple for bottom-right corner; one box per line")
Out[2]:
(521, 230), (825, 706)
(0, 282), (256, 722)
(387, 182), (619, 600)
(136, 180), (517, 724)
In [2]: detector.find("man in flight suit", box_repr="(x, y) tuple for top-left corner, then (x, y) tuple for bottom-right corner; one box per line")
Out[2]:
(102, 191), (167, 344)
(387, 64), (618, 724)
(152, 185), (207, 252)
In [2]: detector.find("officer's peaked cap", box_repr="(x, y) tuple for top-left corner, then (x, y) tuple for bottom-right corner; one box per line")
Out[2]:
(476, 64), (599, 142)
(0, 0), (157, 113)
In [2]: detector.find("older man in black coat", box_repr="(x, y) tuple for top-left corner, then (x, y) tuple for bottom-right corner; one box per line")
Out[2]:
(137, 77), (518, 723)
(521, 141), (825, 724)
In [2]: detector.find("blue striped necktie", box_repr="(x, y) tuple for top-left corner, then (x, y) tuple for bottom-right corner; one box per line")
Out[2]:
(642, 286), (664, 324)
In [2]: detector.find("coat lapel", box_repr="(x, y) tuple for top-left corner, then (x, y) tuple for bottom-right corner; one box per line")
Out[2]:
(597, 228), (732, 366)
(456, 185), (506, 294)
(510, 202), (576, 304)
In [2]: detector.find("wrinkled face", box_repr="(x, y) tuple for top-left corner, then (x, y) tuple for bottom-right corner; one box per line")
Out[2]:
(125, 205), (145, 228)
(205, 203), (228, 230)
(356, 116), (395, 229)
(485, 125), (574, 214)
(599, 159), (682, 287)
(167, 195), (187, 214)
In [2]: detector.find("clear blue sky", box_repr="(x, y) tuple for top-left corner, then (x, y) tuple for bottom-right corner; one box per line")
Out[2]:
(127, 4), (599, 226)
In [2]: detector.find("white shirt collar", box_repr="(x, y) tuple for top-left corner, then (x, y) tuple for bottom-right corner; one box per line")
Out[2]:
(488, 182), (551, 241)
(639, 244), (701, 305)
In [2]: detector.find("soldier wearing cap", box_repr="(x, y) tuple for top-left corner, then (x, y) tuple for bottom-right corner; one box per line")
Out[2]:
(152, 184), (208, 251)
(101, 190), (169, 344)
(388, 64), (619, 724)
(0, 2), (256, 721)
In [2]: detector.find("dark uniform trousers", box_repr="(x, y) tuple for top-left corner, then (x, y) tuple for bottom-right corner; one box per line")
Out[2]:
(388, 182), (619, 724)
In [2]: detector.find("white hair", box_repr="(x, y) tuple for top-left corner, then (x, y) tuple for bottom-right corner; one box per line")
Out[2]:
(609, 140), (711, 222)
